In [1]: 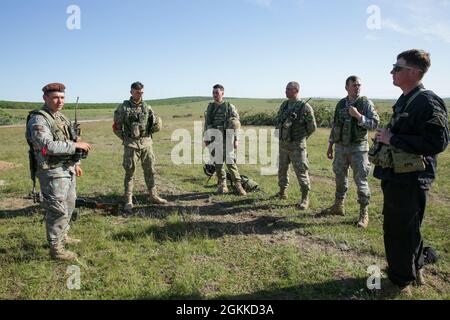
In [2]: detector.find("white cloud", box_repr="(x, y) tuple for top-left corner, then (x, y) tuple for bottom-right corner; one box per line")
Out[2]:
(381, 0), (450, 44)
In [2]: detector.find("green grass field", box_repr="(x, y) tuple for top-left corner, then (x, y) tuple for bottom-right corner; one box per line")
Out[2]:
(0, 97), (399, 126)
(0, 98), (449, 300)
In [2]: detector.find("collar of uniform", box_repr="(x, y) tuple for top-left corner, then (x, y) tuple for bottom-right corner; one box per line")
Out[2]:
(214, 101), (225, 107)
(129, 97), (142, 107)
(402, 84), (425, 101)
(347, 96), (358, 104)
(395, 84), (425, 112)
(43, 105), (57, 117)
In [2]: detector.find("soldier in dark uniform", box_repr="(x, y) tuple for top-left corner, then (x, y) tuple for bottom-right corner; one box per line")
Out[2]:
(373, 49), (449, 296)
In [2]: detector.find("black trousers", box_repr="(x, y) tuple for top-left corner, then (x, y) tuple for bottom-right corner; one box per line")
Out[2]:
(381, 180), (427, 287)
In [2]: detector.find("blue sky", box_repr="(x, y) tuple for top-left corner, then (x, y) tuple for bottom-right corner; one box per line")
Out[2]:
(0, 0), (449, 102)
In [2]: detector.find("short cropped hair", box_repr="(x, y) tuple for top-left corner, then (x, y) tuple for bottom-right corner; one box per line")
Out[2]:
(346, 76), (361, 86)
(213, 84), (225, 91)
(286, 81), (300, 91)
(131, 82), (144, 90)
(398, 49), (431, 78)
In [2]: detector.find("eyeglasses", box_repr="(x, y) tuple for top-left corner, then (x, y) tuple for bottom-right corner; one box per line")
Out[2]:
(392, 64), (422, 73)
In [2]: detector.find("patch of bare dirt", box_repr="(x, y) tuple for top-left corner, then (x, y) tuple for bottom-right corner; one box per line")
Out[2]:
(0, 197), (32, 210)
(0, 161), (21, 171)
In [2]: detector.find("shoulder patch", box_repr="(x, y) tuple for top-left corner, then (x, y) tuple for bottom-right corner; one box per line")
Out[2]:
(427, 108), (448, 127)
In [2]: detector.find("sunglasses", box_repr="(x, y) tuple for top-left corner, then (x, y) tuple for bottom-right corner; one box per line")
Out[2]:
(392, 64), (422, 73)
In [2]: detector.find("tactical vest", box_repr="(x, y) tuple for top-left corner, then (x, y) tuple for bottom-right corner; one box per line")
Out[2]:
(205, 102), (232, 130)
(389, 89), (426, 129)
(331, 96), (369, 145)
(26, 107), (74, 169)
(369, 89), (427, 173)
(279, 100), (309, 142)
(122, 100), (152, 139)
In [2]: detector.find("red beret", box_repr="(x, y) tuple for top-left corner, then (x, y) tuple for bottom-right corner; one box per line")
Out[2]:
(42, 83), (66, 94)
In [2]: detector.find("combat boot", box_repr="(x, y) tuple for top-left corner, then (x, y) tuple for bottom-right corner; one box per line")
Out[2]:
(416, 269), (426, 286)
(50, 242), (77, 261)
(399, 285), (413, 297)
(319, 199), (345, 216)
(217, 181), (229, 195)
(124, 193), (133, 211)
(356, 205), (369, 229)
(275, 188), (288, 200)
(64, 234), (81, 245)
(381, 280), (412, 298)
(234, 181), (247, 196)
(149, 187), (168, 205)
(296, 191), (309, 210)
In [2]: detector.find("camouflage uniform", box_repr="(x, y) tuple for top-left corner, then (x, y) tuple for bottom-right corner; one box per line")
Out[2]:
(26, 106), (78, 249)
(113, 98), (163, 202)
(329, 96), (379, 205)
(276, 99), (317, 196)
(204, 101), (245, 194)
(321, 96), (379, 227)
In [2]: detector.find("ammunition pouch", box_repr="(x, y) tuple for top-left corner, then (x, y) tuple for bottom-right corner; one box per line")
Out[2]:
(391, 148), (426, 173)
(369, 144), (394, 169)
(280, 119), (293, 142)
(331, 126), (342, 144)
(369, 142), (425, 173)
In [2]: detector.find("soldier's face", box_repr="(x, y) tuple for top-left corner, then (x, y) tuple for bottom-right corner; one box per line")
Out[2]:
(43, 92), (65, 112)
(345, 80), (361, 98)
(285, 86), (299, 100)
(131, 88), (144, 102)
(213, 89), (224, 102)
(391, 58), (420, 88)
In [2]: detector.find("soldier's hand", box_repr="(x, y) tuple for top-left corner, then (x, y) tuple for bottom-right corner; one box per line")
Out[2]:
(327, 144), (334, 160)
(75, 142), (92, 152)
(234, 140), (239, 149)
(376, 128), (393, 145)
(348, 107), (362, 121)
(75, 165), (83, 177)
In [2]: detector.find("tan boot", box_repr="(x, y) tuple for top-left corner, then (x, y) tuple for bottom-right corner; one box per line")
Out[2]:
(149, 187), (168, 205)
(319, 199), (345, 216)
(276, 188), (288, 200)
(357, 205), (369, 228)
(296, 191), (309, 210)
(416, 269), (426, 286)
(234, 181), (247, 196)
(50, 242), (77, 261)
(64, 234), (81, 245)
(399, 285), (413, 297)
(217, 181), (229, 195)
(382, 280), (412, 298)
(124, 193), (133, 211)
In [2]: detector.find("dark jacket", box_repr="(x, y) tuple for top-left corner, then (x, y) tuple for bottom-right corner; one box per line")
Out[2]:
(374, 85), (449, 187)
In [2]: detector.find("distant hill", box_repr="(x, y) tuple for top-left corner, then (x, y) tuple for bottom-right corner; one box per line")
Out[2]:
(0, 96), (448, 110)
(0, 97), (212, 110)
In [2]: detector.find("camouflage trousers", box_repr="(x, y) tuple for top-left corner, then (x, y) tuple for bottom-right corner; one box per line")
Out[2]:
(39, 172), (76, 246)
(123, 146), (156, 194)
(209, 143), (241, 184)
(333, 150), (371, 205)
(278, 140), (311, 192)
